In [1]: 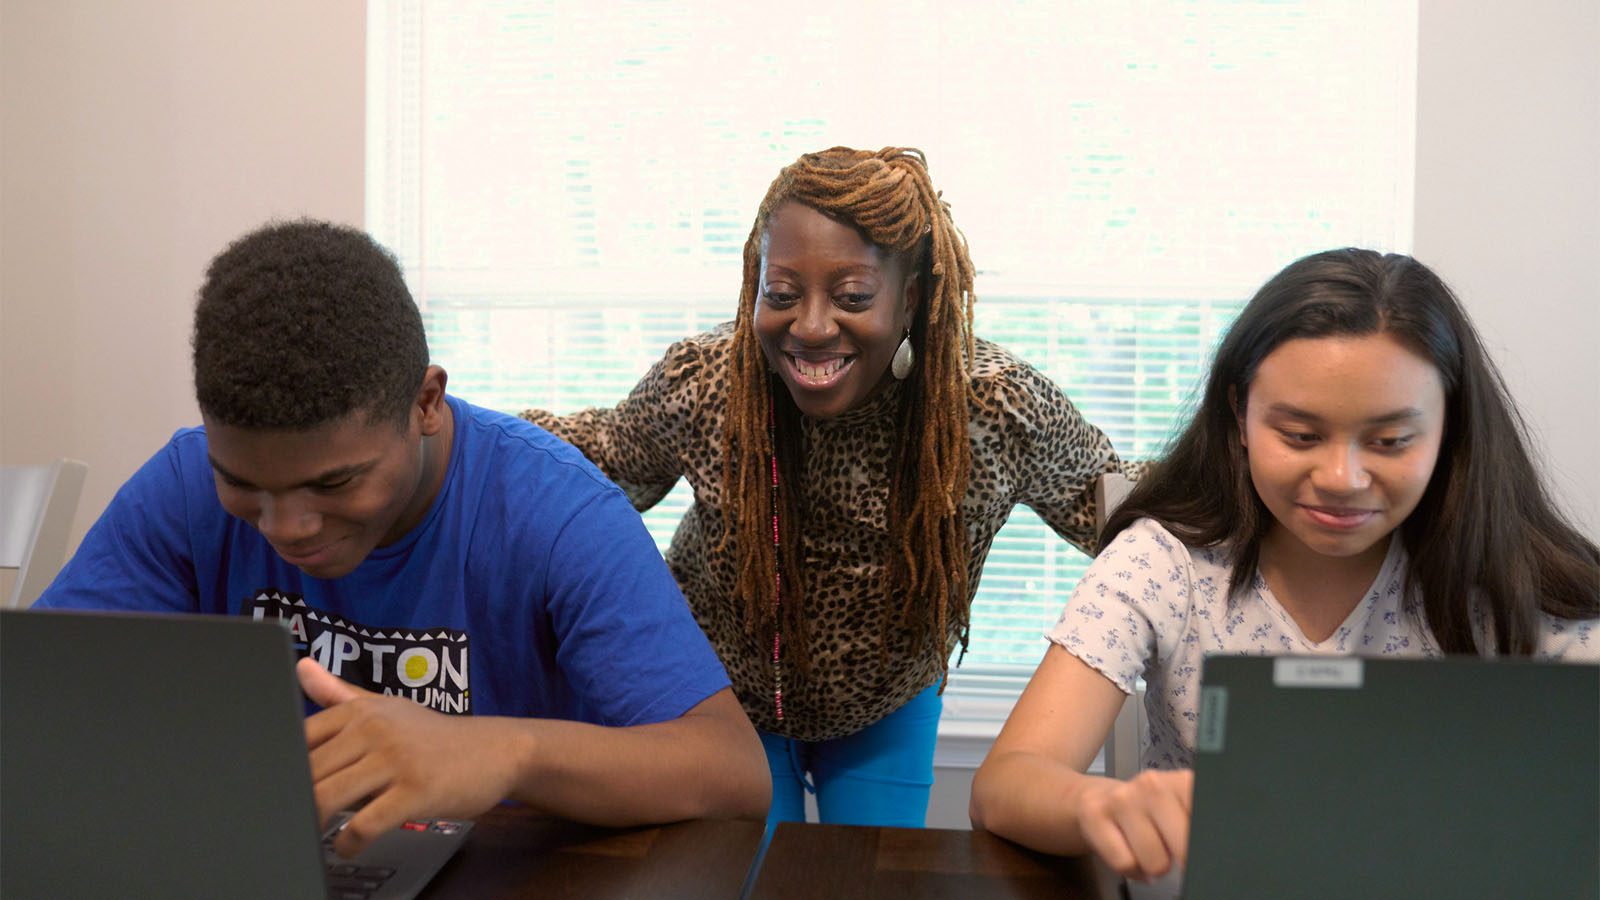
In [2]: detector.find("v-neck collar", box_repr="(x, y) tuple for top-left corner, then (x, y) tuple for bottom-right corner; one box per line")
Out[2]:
(1253, 532), (1406, 651)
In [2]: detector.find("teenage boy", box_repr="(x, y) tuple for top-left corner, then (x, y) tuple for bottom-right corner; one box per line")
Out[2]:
(37, 220), (769, 854)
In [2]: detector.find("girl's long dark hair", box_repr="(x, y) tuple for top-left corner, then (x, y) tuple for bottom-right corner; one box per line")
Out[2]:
(1104, 248), (1598, 654)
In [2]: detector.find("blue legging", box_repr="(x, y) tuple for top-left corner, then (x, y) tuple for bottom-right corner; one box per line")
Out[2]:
(759, 682), (942, 828)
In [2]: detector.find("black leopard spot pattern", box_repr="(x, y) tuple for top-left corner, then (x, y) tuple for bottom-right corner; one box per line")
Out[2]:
(522, 324), (1137, 740)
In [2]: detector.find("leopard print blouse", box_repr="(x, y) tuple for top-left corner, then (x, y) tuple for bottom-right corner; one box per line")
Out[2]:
(521, 324), (1136, 740)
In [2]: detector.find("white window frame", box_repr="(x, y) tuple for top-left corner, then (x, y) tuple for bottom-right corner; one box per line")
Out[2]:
(365, 1), (1418, 751)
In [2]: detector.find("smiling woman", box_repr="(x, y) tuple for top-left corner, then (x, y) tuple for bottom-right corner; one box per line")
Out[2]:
(366, 0), (1432, 687)
(521, 147), (1139, 829)
(755, 202), (917, 420)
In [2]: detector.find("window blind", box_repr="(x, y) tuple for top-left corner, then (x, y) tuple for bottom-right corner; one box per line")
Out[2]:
(366, 0), (1416, 677)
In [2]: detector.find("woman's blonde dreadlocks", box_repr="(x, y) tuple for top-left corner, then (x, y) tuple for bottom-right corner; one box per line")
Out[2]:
(721, 147), (978, 686)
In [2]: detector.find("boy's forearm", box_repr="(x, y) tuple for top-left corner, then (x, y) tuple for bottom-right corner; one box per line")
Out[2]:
(503, 689), (770, 824)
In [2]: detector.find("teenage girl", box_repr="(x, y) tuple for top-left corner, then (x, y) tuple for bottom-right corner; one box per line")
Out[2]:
(969, 247), (1599, 878)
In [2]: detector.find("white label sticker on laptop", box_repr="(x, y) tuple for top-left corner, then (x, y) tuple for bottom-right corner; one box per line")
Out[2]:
(1272, 657), (1364, 688)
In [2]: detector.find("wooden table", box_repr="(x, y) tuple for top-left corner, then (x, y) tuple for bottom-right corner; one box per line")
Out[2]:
(421, 805), (766, 900)
(748, 822), (1123, 900)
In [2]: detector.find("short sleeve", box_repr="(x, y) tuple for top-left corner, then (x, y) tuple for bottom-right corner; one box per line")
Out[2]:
(1046, 518), (1195, 695)
(539, 485), (731, 726)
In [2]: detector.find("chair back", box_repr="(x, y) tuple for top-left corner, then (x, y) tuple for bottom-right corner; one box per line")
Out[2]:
(1, 459), (89, 609)
(1093, 472), (1147, 780)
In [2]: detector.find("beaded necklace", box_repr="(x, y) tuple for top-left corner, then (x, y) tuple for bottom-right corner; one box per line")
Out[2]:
(766, 396), (785, 721)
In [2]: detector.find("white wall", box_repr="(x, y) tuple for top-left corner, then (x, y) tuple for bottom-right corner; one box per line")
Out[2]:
(0, 0), (366, 548)
(1413, 0), (1600, 538)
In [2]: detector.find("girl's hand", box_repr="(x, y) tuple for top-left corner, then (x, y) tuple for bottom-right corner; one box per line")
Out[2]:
(1076, 768), (1193, 881)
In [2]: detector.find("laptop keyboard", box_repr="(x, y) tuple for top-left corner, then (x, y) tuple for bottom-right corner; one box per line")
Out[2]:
(320, 812), (469, 900)
(321, 812), (398, 900)
(324, 861), (397, 900)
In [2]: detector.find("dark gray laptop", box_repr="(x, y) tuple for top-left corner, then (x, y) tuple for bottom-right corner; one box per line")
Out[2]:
(1, 609), (471, 900)
(1182, 654), (1599, 900)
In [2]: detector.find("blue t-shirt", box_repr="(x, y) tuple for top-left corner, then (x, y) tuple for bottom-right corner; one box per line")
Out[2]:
(38, 395), (730, 727)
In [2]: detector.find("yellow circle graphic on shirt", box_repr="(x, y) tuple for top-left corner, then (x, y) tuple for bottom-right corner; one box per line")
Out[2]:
(397, 647), (438, 688)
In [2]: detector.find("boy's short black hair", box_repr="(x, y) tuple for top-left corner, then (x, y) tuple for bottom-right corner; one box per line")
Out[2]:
(192, 219), (428, 430)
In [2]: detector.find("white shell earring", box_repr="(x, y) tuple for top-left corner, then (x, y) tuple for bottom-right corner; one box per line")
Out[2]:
(891, 331), (915, 380)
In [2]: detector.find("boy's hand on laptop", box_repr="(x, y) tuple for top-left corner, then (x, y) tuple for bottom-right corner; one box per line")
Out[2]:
(297, 658), (519, 857)
(1077, 768), (1192, 882)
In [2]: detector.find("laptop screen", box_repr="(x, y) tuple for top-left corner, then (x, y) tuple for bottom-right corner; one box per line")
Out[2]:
(3, 609), (334, 898)
(1184, 654), (1599, 900)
